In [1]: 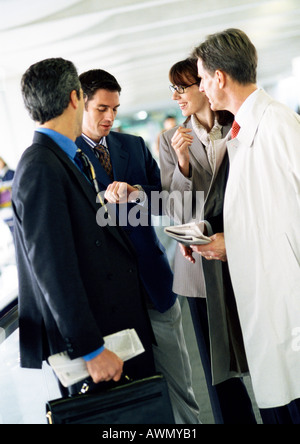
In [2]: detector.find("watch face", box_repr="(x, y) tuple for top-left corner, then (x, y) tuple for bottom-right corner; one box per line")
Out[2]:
(132, 185), (144, 204)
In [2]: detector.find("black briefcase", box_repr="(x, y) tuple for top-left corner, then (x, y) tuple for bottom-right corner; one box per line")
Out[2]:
(46, 374), (175, 424)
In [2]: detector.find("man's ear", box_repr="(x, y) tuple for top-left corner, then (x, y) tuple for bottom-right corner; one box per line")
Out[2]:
(69, 89), (79, 109)
(215, 70), (226, 89)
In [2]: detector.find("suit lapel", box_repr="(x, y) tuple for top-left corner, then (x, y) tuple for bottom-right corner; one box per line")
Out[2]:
(33, 132), (99, 212)
(184, 120), (212, 176)
(107, 132), (130, 181)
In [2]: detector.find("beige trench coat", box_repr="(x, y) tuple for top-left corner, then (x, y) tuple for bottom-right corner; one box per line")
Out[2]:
(225, 89), (300, 408)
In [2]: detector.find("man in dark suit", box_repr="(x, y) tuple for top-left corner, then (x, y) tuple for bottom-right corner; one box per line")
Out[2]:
(76, 69), (200, 423)
(12, 58), (156, 395)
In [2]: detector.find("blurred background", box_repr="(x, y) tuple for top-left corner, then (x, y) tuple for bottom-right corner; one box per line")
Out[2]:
(0, 0), (300, 168)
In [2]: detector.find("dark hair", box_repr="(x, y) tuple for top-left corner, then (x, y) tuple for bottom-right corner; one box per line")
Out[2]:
(169, 57), (199, 86)
(79, 69), (121, 103)
(21, 58), (81, 124)
(169, 57), (233, 126)
(193, 28), (257, 84)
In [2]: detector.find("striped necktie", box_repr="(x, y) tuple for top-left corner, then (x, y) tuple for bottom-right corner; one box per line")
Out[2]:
(93, 144), (113, 180)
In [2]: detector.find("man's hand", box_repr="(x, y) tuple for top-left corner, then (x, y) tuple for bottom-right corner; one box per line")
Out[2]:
(104, 181), (140, 204)
(191, 233), (227, 262)
(85, 348), (124, 383)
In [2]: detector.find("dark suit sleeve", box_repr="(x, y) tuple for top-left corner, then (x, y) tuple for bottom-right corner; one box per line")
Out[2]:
(14, 155), (104, 358)
(206, 213), (224, 233)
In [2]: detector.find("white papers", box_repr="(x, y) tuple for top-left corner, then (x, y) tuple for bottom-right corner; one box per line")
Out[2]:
(104, 329), (144, 362)
(48, 329), (145, 387)
(164, 222), (211, 245)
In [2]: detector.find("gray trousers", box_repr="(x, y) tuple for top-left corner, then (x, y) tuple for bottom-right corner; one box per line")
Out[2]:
(148, 299), (201, 424)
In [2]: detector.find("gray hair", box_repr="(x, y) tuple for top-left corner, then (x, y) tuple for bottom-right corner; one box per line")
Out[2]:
(193, 28), (257, 85)
(21, 58), (81, 124)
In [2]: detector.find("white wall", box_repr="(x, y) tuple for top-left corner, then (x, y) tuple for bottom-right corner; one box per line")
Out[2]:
(0, 73), (35, 169)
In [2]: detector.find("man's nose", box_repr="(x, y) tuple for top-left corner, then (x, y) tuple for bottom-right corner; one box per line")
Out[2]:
(104, 109), (115, 121)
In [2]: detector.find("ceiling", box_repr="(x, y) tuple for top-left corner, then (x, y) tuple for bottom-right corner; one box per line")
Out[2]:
(1, 0), (300, 116)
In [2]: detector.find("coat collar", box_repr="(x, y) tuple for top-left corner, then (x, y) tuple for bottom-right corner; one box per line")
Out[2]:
(226, 89), (274, 163)
(184, 117), (230, 177)
(33, 131), (98, 210)
(235, 89), (273, 148)
(184, 118), (212, 175)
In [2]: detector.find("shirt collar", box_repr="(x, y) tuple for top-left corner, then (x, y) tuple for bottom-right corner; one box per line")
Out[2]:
(81, 133), (107, 148)
(35, 128), (78, 160)
(234, 88), (260, 127)
(191, 114), (222, 146)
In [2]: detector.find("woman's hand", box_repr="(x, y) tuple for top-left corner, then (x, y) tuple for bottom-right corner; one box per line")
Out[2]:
(179, 243), (196, 264)
(171, 127), (193, 177)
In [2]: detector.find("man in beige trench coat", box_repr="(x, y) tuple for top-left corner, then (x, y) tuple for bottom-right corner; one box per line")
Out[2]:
(192, 28), (300, 424)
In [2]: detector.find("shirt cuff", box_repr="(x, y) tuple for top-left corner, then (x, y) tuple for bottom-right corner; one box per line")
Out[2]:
(82, 345), (105, 362)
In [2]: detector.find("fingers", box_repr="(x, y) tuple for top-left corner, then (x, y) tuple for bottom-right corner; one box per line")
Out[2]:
(179, 243), (195, 263)
(98, 357), (123, 382)
(171, 127), (192, 176)
(191, 247), (215, 261)
(86, 349), (124, 384)
(171, 126), (193, 143)
(200, 253), (216, 261)
(104, 181), (128, 203)
(112, 366), (123, 382)
(190, 233), (227, 262)
(192, 250), (227, 262)
(171, 127), (193, 153)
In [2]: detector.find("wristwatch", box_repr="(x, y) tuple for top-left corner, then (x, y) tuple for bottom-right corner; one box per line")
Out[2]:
(133, 184), (145, 204)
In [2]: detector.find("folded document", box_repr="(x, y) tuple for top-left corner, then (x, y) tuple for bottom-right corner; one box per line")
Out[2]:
(164, 222), (211, 245)
(48, 329), (145, 387)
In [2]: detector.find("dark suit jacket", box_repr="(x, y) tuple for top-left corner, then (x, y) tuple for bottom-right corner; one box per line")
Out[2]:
(76, 132), (176, 313)
(12, 131), (155, 380)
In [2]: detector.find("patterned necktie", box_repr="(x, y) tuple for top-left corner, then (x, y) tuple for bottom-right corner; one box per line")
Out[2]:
(93, 144), (113, 180)
(75, 148), (109, 216)
(231, 120), (240, 139)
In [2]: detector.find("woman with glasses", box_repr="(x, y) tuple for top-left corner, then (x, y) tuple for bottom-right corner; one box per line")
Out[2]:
(159, 58), (257, 424)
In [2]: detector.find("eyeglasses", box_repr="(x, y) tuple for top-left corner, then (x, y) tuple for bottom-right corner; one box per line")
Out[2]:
(169, 82), (199, 94)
